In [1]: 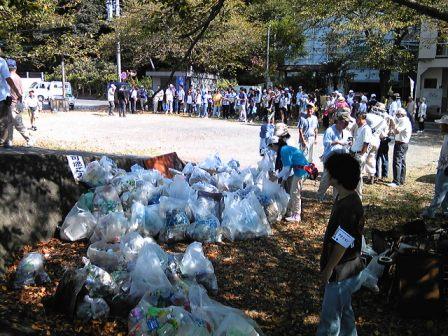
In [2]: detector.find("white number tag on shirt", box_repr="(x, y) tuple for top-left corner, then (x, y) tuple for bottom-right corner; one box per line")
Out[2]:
(332, 226), (355, 249)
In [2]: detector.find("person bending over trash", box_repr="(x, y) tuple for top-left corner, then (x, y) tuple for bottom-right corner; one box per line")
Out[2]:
(268, 136), (308, 223)
(317, 153), (365, 336)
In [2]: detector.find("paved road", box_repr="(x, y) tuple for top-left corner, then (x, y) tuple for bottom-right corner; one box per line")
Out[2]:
(3, 111), (443, 170)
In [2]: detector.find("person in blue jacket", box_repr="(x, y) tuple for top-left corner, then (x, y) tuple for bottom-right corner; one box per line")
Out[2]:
(269, 137), (309, 222)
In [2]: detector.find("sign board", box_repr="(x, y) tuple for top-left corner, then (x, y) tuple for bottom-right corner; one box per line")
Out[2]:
(67, 155), (86, 181)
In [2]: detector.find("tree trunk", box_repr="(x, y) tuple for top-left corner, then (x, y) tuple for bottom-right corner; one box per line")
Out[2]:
(379, 69), (392, 102)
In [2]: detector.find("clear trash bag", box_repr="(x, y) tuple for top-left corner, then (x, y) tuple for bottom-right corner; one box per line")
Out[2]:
(60, 205), (97, 241)
(76, 295), (110, 322)
(180, 242), (218, 294)
(130, 201), (145, 231)
(189, 167), (212, 185)
(188, 284), (264, 335)
(191, 182), (219, 193)
(129, 243), (172, 300)
(91, 212), (132, 243)
(93, 185), (123, 216)
(14, 252), (50, 288)
(139, 204), (165, 237)
(83, 257), (119, 297)
(81, 160), (113, 187)
(222, 192), (271, 241)
(168, 175), (194, 201)
(120, 231), (151, 263)
(87, 241), (125, 272)
(128, 301), (211, 336)
(198, 154), (223, 174)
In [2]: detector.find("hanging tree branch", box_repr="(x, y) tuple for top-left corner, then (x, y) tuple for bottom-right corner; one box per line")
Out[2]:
(389, 0), (448, 22)
(155, 0), (226, 94)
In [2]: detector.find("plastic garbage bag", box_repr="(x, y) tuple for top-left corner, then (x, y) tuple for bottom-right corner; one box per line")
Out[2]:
(182, 162), (195, 177)
(91, 212), (131, 243)
(129, 244), (172, 300)
(120, 231), (151, 263)
(87, 241), (125, 272)
(83, 258), (119, 297)
(158, 196), (191, 243)
(222, 192), (271, 241)
(187, 215), (221, 243)
(191, 182), (219, 193)
(14, 252), (50, 288)
(188, 284), (264, 335)
(258, 154), (275, 172)
(139, 205), (165, 237)
(81, 160), (113, 187)
(76, 295), (110, 321)
(130, 201), (145, 230)
(112, 173), (140, 195)
(128, 302), (211, 336)
(216, 172), (231, 192)
(60, 205), (97, 241)
(240, 168), (254, 188)
(198, 154), (223, 174)
(77, 191), (94, 212)
(180, 242), (218, 294)
(168, 175), (194, 201)
(189, 167), (212, 185)
(227, 159), (240, 171)
(360, 254), (385, 293)
(227, 172), (244, 192)
(93, 185), (123, 216)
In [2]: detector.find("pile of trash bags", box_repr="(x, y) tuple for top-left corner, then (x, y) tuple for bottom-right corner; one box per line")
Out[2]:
(54, 154), (272, 334)
(60, 154), (288, 245)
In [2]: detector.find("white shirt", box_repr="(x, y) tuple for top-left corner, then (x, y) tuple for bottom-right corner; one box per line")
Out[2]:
(165, 88), (173, 101)
(107, 87), (115, 102)
(438, 135), (448, 170)
(186, 94), (193, 104)
(0, 57), (11, 101)
(394, 116), (412, 143)
(131, 89), (138, 99)
(351, 124), (372, 152)
(389, 101), (398, 116)
(24, 95), (39, 108)
(418, 103), (427, 120)
(178, 89), (185, 101)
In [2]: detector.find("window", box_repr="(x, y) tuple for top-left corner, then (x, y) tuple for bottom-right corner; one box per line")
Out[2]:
(424, 78), (437, 89)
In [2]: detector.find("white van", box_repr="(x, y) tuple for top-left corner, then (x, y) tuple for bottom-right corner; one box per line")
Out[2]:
(48, 81), (73, 98)
(28, 81), (73, 101)
(29, 81), (50, 101)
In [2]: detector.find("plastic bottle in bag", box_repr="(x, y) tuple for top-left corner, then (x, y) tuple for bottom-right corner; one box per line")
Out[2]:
(60, 205), (97, 241)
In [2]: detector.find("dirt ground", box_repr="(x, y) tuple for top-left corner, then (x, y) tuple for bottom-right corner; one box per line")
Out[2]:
(2, 111), (447, 335)
(8, 111), (442, 170)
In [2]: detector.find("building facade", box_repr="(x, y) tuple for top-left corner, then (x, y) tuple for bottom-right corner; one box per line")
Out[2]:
(416, 22), (448, 116)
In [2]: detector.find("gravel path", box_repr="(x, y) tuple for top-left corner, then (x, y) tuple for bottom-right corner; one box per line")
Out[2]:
(8, 111), (442, 170)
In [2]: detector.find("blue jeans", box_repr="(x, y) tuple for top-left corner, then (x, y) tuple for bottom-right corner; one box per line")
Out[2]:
(392, 142), (408, 185)
(375, 139), (389, 178)
(213, 105), (221, 117)
(424, 169), (448, 217)
(201, 104), (208, 117)
(316, 273), (362, 336)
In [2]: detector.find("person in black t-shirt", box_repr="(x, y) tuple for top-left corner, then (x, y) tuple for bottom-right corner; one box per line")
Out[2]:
(317, 153), (365, 336)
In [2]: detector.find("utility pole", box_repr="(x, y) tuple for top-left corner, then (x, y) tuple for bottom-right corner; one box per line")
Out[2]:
(61, 55), (66, 99)
(106, 0), (122, 81)
(265, 25), (271, 88)
(115, 0), (122, 82)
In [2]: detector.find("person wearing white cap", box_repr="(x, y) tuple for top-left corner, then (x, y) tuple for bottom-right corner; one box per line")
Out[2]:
(298, 102), (319, 162)
(387, 108), (412, 187)
(346, 90), (355, 107)
(417, 97), (427, 133)
(359, 96), (368, 114)
(268, 137), (309, 222)
(107, 84), (116, 116)
(423, 115), (448, 218)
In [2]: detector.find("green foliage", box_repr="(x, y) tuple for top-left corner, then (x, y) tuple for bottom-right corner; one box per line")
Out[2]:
(49, 57), (116, 97)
